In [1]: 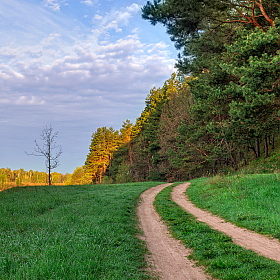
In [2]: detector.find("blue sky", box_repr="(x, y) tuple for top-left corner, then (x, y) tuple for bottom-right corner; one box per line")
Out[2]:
(0, 0), (177, 174)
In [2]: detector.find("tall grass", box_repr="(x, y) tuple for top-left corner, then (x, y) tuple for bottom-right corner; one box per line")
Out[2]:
(187, 174), (280, 240)
(0, 182), (159, 279)
(155, 184), (280, 279)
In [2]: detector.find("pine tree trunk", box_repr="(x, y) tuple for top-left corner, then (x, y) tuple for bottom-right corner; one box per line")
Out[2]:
(226, 142), (237, 170)
(129, 143), (133, 165)
(264, 137), (268, 157)
(238, 150), (243, 162)
(255, 137), (260, 158)
(271, 134), (275, 149)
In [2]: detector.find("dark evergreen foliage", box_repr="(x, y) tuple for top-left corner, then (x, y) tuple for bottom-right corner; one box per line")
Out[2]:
(85, 0), (280, 183)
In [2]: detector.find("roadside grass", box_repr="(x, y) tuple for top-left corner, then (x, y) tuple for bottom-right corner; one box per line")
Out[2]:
(187, 174), (280, 240)
(155, 184), (280, 280)
(0, 182), (160, 279)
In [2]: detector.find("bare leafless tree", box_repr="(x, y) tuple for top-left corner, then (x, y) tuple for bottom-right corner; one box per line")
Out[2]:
(26, 125), (62, 185)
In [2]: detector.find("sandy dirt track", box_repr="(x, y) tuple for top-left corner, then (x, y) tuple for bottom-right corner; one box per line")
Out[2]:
(172, 183), (280, 263)
(138, 183), (212, 280)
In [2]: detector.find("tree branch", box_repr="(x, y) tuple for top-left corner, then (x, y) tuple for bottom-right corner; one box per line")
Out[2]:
(255, 0), (274, 26)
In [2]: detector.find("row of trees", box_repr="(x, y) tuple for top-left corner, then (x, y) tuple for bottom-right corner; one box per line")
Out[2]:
(0, 168), (69, 189)
(84, 0), (280, 183)
(0, 166), (106, 189)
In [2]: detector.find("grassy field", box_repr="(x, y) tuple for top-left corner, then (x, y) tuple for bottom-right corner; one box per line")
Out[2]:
(0, 182), (160, 280)
(187, 174), (280, 240)
(2, 175), (280, 279)
(155, 184), (280, 279)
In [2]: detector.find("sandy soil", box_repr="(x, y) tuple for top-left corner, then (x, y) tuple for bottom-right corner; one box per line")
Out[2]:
(137, 183), (212, 280)
(172, 183), (280, 263)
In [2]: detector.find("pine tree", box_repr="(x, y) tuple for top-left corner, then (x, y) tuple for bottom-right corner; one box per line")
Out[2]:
(85, 127), (119, 183)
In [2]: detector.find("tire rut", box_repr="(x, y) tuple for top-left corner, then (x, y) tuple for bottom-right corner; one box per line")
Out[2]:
(172, 183), (280, 263)
(138, 183), (212, 280)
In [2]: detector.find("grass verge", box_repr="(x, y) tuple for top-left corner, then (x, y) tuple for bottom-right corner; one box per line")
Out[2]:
(0, 182), (160, 279)
(155, 184), (280, 279)
(187, 174), (280, 240)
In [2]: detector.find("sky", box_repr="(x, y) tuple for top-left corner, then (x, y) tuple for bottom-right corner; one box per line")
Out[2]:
(0, 0), (177, 174)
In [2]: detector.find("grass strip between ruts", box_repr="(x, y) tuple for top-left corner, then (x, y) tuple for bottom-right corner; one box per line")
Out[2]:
(154, 184), (280, 280)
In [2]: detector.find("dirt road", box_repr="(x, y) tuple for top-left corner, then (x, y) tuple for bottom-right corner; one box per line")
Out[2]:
(137, 183), (212, 280)
(172, 183), (280, 263)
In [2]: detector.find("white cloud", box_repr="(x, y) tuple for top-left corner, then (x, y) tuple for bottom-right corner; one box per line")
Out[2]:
(0, 95), (45, 106)
(0, 31), (174, 105)
(0, 3), (175, 103)
(131, 28), (139, 34)
(40, 32), (62, 46)
(0, 46), (18, 59)
(0, 0), (78, 51)
(81, 0), (94, 6)
(92, 4), (141, 33)
(126, 3), (140, 14)
(42, 0), (69, 11)
(16, 96), (46, 106)
(42, 0), (61, 11)
(94, 14), (103, 20)
(0, 98), (10, 105)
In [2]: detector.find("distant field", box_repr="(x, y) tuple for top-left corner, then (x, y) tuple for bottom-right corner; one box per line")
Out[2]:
(0, 182), (159, 279)
(0, 183), (65, 192)
(187, 174), (280, 240)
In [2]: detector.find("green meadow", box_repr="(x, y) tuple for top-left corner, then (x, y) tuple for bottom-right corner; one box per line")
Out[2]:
(2, 174), (280, 279)
(0, 182), (159, 279)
